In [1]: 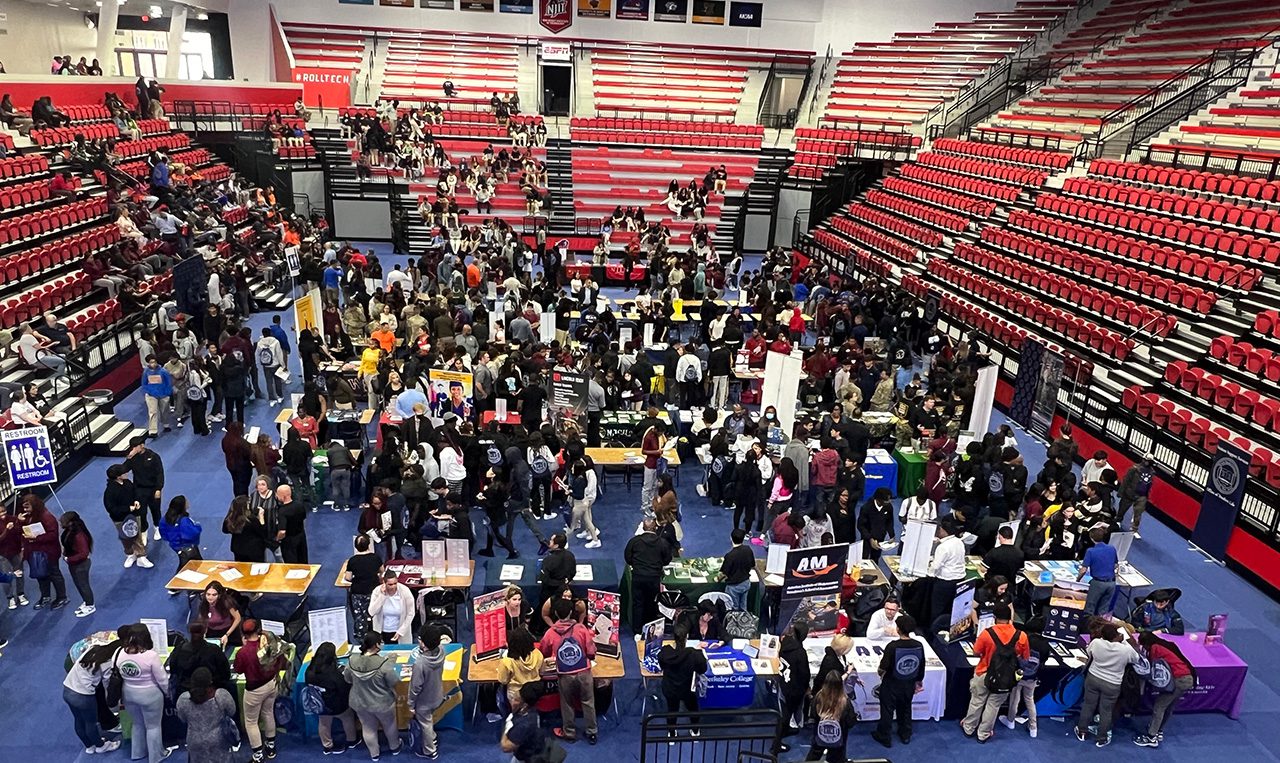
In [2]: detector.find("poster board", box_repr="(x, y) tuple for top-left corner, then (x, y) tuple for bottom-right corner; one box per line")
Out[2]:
(140, 618), (169, 655)
(446, 538), (470, 576)
(309, 606), (350, 647)
(760, 350), (803, 436)
(642, 618), (665, 673)
(898, 520), (936, 579)
(428, 368), (474, 419)
(547, 369), (589, 418)
(586, 589), (621, 658)
(780, 543), (848, 637)
(421, 540), (447, 579)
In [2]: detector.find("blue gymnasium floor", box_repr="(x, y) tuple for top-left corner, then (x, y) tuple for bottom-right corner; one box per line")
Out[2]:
(3, 242), (1279, 763)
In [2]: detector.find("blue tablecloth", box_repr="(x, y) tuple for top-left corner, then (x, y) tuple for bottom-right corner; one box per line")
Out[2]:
(699, 645), (766, 709)
(863, 448), (899, 500)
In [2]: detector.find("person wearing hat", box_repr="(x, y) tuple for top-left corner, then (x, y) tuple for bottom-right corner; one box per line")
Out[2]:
(174, 666), (237, 763)
(124, 436), (166, 542)
(1118, 454), (1155, 539)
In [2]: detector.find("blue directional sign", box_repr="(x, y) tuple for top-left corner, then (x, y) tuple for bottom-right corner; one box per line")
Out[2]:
(3, 425), (57, 489)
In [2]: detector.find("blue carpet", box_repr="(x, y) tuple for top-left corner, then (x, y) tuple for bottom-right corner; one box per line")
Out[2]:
(4, 241), (1277, 762)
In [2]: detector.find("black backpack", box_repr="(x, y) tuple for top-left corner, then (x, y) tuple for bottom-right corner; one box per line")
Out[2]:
(984, 628), (1023, 692)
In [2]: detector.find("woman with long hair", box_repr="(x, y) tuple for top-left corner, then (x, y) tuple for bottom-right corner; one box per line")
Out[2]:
(59, 511), (96, 617)
(497, 625), (544, 710)
(174, 667), (237, 763)
(198, 580), (243, 648)
(1134, 631), (1197, 747)
(159, 495), (202, 575)
(118, 624), (170, 763)
(222, 495), (267, 563)
(305, 642), (359, 755)
(222, 421), (253, 496)
(63, 639), (122, 754)
(19, 494), (67, 609)
(806, 669), (858, 762)
(248, 475), (280, 561)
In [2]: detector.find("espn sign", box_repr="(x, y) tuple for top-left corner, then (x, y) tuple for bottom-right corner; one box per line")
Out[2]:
(291, 67), (354, 108)
(539, 0), (572, 33)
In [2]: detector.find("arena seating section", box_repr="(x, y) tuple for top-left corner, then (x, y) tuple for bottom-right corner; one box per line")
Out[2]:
(281, 23), (368, 72)
(380, 31), (521, 111)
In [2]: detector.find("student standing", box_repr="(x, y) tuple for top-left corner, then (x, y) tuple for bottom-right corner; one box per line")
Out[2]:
(20, 494), (67, 609)
(158, 495), (202, 575)
(305, 642), (360, 755)
(1001, 616), (1051, 738)
(343, 535), (384, 644)
(232, 619), (287, 762)
(117, 625), (171, 763)
(274, 484), (309, 564)
(806, 669), (858, 762)
(408, 624), (447, 759)
(658, 624), (707, 738)
(540, 598), (599, 744)
(961, 604), (1028, 743)
(63, 641), (121, 754)
(774, 621), (811, 755)
(925, 517), (967, 633)
(873, 614), (925, 747)
(1074, 622), (1141, 747)
(1134, 631), (1197, 747)
(174, 667), (238, 763)
(1079, 527), (1118, 615)
(345, 632), (405, 759)
(624, 518), (673, 632)
(124, 437), (166, 540)
(59, 512), (96, 617)
(718, 528), (755, 612)
(140, 354), (174, 436)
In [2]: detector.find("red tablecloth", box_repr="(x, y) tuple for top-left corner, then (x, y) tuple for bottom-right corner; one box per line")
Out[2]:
(481, 410), (523, 426)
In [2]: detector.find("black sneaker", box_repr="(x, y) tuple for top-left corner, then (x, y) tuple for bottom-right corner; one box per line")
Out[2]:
(477, 549), (495, 557)
(871, 732), (892, 749)
(33, 598), (49, 610)
(1134, 734), (1159, 748)
(51, 598), (70, 610)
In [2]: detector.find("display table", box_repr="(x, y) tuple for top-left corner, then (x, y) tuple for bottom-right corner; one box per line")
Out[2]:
(466, 646), (624, 722)
(803, 636), (947, 720)
(894, 449), (928, 497)
(563, 261), (647, 286)
(483, 557), (620, 595)
(1023, 559), (1153, 590)
(599, 410), (671, 446)
(881, 555), (984, 585)
(585, 447), (681, 491)
(481, 410), (523, 426)
(863, 449), (899, 500)
(296, 642), (465, 738)
(333, 558), (474, 591)
(1147, 634), (1248, 719)
(635, 639), (780, 712)
(931, 634), (1086, 719)
(621, 556), (762, 628)
(165, 560), (322, 595)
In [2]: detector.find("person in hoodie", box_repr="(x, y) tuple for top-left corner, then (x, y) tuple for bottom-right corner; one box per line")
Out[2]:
(539, 597), (599, 744)
(811, 438), (841, 509)
(305, 642), (360, 755)
(158, 494), (202, 575)
(658, 623), (708, 736)
(624, 517), (673, 632)
(498, 625), (545, 712)
(1118, 453), (1154, 538)
(408, 624), (448, 759)
(773, 621), (811, 755)
(140, 354), (174, 437)
(344, 631), (405, 760)
(503, 445), (548, 555)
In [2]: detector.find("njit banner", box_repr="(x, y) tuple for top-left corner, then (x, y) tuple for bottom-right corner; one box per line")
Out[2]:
(540, 0), (573, 32)
(291, 67), (353, 108)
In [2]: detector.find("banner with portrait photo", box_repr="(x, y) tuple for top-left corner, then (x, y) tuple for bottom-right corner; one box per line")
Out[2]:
(654, 0), (688, 21)
(577, 0), (611, 17)
(780, 544), (849, 637)
(691, 0), (725, 24)
(616, 0), (650, 20)
(586, 589), (621, 658)
(428, 368), (474, 419)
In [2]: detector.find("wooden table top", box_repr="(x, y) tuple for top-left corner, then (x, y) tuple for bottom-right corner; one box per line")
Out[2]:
(466, 646), (626, 682)
(634, 639), (780, 679)
(333, 558), (475, 590)
(166, 560), (322, 594)
(586, 447), (682, 466)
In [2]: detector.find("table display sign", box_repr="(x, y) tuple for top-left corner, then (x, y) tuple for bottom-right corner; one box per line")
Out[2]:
(781, 544), (849, 637)
(642, 618), (665, 673)
(421, 541), (447, 580)
(446, 539), (469, 576)
(473, 590), (508, 661)
(1043, 582), (1088, 643)
(586, 589), (621, 658)
(309, 606), (350, 648)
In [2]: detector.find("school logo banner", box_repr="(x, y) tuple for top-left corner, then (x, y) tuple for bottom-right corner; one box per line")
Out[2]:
(540, 0), (573, 32)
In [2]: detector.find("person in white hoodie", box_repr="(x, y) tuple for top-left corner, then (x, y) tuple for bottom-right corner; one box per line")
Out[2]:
(256, 327), (286, 406)
(407, 624), (449, 760)
(564, 458), (601, 548)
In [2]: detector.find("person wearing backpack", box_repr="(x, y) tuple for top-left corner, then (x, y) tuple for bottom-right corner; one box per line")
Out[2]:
(539, 597), (599, 744)
(773, 621), (811, 755)
(408, 624), (448, 759)
(961, 603), (1028, 743)
(527, 434), (557, 519)
(233, 619), (288, 761)
(1134, 630), (1197, 747)
(1074, 622), (1141, 747)
(806, 668), (858, 762)
(303, 642), (360, 755)
(873, 613), (925, 747)
(674, 343), (703, 409)
(345, 631), (405, 760)
(256, 327), (286, 406)
(1000, 615), (1050, 738)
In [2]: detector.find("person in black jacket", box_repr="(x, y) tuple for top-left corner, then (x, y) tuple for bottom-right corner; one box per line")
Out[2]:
(773, 621), (811, 754)
(812, 633), (854, 697)
(538, 533), (575, 616)
(168, 622), (233, 697)
(717, 528), (755, 611)
(275, 484), (308, 564)
(623, 518), (673, 631)
(658, 624), (708, 736)
(123, 437), (165, 541)
(857, 488), (895, 562)
(104, 464), (148, 566)
(873, 614), (925, 747)
(305, 641), (360, 754)
(688, 599), (724, 643)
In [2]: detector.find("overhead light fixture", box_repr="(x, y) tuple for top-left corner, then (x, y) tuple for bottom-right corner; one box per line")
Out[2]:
(197, 12), (208, 20)
(149, 4), (162, 16)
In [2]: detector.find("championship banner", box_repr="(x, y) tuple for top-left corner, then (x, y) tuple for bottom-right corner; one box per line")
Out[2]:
(654, 0), (687, 21)
(577, 0), (611, 17)
(380, 0), (415, 5)
(420, 0), (455, 6)
(473, 590), (507, 661)
(428, 368), (475, 419)
(547, 368), (589, 418)
(1008, 338), (1045, 429)
(616, 0), (650, 20)
(1030, 347), (1064, 441)
(780, 543), (848, 636)
(1192, 441), (1250, 562)
(728, 0), (762, 26)
(292, 67), (353, 108)
(692, 0), (725, 24)
(586, 589), (621, 658)
(540, 0), (573, 31)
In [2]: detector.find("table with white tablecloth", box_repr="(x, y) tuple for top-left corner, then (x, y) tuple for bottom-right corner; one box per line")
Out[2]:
(803, 636), (947, 720)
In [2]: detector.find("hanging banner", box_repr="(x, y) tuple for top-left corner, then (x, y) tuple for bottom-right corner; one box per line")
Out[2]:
(1030, 347), (1064, 441)
(728, 1), (762, 26)
(292, 67), (353, 109)
(780, 543), (849, 636)
(1008, 338), (1044, 430)
(501, 0), (533, 11)
(540, 41), (572, 61)
(473, 589), (508, 661)
(460, 0), (496, 9)
(3, 425), (57, 489)
(692, 0), (725, 24)
(1192, 441), (1250, 562)
(428, 368), (475, 419)
(586, 589), (621, 658)
(654, 0), (687, 22)
(293, 288), (323, 344)
(380, 0), (416, 5)
(966, 364), (998, 437)
(616, 0), (650, 20)
(539, 0), (573, 31)
(420, 0), (456, 6)
(577, 0), (611, 17)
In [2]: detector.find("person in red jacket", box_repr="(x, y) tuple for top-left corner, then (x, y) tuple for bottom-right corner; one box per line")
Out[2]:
(744, 330), (768, 368)
(539, 598), (598, 744)
(59, 511), (96, 616)
(19, 494), (67, 609)
(811, 440), (841, 507)
(769, 331), (792, 356)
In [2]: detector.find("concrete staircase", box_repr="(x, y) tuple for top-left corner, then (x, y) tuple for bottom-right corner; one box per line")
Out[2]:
(734, 69), (770, 125)
(573, 51), (597, 117)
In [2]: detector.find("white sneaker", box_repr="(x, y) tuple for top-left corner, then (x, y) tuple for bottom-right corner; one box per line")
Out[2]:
(85, 747), (96, 755)
(7, 600), (14, 610)
(576, 532), (589, 540)
(76, 605), (96, 617)
(1000, 717), (1016, 731)
(585, 540), (602, 549)
(177, 420), (184, 428)
(153, 527), (161, 541)
(123, 555), (136, 568)
(94, 740), (121, 754)
(136, 556), (155, 569)
(1134, 531), (1142, 540)
(1029, 727), (1038, 739)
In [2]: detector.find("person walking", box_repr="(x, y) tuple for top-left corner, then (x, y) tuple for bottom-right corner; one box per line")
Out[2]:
(1074, 622), (1141, 747)
(116, 624), (171, 763)
(256, 327), (287, 406)
(186, 357), (212, 436)
(141, 354), (174, 437)
(624, 518), (673, 632)
(59, 511), (96, 617)
(305, 642), (361, 755)
(540, 597), (599, 745)
(345, 632), (405, 760)
(565, 459), (601, 549)
(103, 464), (151, 569)
(174, 667), (238, 763)
(1133, 631), (1197, 747)
(220, 350), (247, 424)
(232, 619), (287, 762)
(408, 624), (447, 759)
(1118, 454), (1154, 538)
(961, 604), (1028, 743)
(873, 614), (925, 748)
(658, 623), (707, 739)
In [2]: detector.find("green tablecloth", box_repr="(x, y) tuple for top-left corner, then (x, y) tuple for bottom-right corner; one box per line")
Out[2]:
(620, 556), (762, 629)
(894, 449), (928, 497)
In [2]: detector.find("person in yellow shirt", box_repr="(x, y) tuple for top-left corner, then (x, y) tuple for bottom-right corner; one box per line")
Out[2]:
(370, 321), (396, 354)
(359, 338), (382, 409)
(496, 626), (544, 710)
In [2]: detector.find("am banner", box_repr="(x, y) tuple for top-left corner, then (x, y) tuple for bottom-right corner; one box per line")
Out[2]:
(780, 544), (848, 636)
(1192, 441), (1250, 562)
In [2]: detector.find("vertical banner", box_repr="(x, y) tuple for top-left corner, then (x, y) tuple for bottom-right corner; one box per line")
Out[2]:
(586, 589), (621, 658)
(577, 0), (611, 17)
(473, 590), (508, 660)
(1192, 441), (1250, 562)
(616, 0), (651, 19)
(172, 254), (207, 318)
(728, 0), (762, 26)
(539, 0), (573, 31)
(780, 544), (849, 636)
(1030, 348), (1065, 441)
(293, 288), (323, 346)
(966, 364), (998, 437)
(654, 0), (688, 21)
(428, 368), (474, 419)
(460, 0), (496, 9)
(1008, 339), (1044, 429)
(547, 369), (590, 418)
(692, 0), (725, 24)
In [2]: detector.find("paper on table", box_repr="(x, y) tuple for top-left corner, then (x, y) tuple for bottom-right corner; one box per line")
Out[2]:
(752, 658), (774, 674)
(175, 569), (209, 584)
(261, 620), (285, 636)
(575, 564), (594, 582)
(220, 568), (244, 582)
(764, 573), (784, 587)
(250, 563), (270, 576)
(689, 575), (708, 584)
(285, 569), (311, 579)
(499, 564), (523, 582)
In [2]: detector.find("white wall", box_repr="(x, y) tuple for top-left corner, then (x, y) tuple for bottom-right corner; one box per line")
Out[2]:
(815, 0), (1023, 54)
(0, 0), (99, 75)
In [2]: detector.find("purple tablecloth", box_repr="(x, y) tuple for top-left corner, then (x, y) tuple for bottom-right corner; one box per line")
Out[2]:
(1154, 634), (1248, 719)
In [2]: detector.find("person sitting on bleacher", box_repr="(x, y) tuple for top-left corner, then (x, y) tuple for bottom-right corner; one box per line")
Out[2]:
(293, 96), (311, 123)
(12, 324), (67, 379)
(31, 96), (69, 128)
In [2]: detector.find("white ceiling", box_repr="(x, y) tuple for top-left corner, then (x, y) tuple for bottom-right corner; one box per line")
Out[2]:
(18, 0), (226, 19)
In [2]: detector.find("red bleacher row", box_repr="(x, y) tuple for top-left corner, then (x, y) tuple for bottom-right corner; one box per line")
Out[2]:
(1007, 209), (1261, 294)
(1209, 335), (1280, 380)
(828, 215), (920, 264)
(981, 225), (1223, 315)
(0, 224), (120, 291)
(0, 198), (109, 249)
(1090, 158), (1280, 203)
(916, 151), (1050, 186)
(901, 273), (1096, 382)
(1121, 387), (1280, 485)
(0, 181), (52, 213)
(1063, 176), (1280, 236)
(953, 242), (1177, 337)
(0, 154), (50, 182)
(899, 163), (1023, 202)
(865, 188), (968, 233)
(883, 176), (997, 217)
(932, 138), (1072, 170)
(812, 230), (896, 280)
(0, 272), (94, 329)
(30, 123), (119, 148)
(845, 201), (942, 247)
(928, 258), (1137, 360)
(1035, 193), (1280, 264)
(570, 117), (763, 149)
